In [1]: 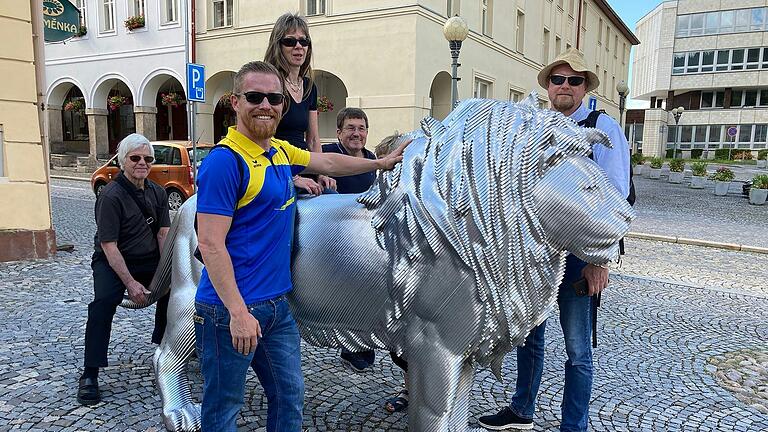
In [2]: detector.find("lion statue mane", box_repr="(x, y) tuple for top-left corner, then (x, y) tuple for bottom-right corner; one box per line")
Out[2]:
(128, 95), (634, 431)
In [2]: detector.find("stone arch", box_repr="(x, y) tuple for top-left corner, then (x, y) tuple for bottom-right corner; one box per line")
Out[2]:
(429, 71), (452, 121)
(90, 73), (136, 110)
(205, 70), (236, 107)
(313, 70), (348, 141)
(47, 77), (88, 108)
(138, 68), (185, 107)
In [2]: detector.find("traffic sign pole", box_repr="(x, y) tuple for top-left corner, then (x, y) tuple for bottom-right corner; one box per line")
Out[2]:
(186, 63), (206, 193)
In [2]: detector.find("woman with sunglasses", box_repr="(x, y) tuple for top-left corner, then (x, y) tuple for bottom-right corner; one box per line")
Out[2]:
(77, 133), (171, 406)
(264, 13), (336, 195)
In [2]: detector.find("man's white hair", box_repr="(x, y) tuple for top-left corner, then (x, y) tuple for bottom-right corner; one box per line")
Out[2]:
(116, 133), (154, 167)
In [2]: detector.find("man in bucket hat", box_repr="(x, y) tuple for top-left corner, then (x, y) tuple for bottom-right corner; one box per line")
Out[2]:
(477, 48), (630, 431)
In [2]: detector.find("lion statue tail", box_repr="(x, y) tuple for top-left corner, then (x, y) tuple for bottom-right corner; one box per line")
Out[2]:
(119, 211), (179, 310)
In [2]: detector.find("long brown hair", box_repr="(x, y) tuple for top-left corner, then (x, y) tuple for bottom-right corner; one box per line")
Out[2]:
(264, 13), (314, 99)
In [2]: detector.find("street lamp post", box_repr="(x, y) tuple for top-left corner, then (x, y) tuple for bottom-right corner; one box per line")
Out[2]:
(443, 16), (469, 109)
(671, 106), (684, 159)
(616, 80), (629, 128)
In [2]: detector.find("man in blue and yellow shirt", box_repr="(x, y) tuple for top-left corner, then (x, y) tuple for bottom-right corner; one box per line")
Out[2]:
(194, 61), (407, 432)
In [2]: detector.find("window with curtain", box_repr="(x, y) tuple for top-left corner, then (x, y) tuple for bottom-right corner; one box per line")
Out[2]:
(100, 0), (115, 32)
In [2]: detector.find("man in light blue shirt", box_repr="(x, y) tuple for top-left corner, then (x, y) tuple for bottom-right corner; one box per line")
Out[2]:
(478, 49), (630, 432)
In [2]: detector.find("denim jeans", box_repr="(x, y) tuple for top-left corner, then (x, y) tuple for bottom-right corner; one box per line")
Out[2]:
(194, 295), (304, 432)
(509, 254), (593, 432)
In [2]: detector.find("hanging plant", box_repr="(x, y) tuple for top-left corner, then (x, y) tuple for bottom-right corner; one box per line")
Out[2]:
(317, 95), (334, 112)
(219, 91), (234, 109)
(161, 92), (186, 108)
(108, 95), (127, 111)
(124, 15), (145, 31)
(64, 99), (85, 113)
(75, 25), (87, 37)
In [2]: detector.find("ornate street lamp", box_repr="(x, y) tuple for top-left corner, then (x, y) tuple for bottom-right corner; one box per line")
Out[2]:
(671, 106), (684, 159)
(443, 15), (469, 109)
(616, 80), (629, 128)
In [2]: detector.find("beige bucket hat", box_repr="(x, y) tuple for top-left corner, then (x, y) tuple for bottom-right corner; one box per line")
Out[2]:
(537, 48), (600, 92)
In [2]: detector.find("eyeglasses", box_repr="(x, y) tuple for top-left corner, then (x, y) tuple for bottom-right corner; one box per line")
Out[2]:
(342, 125), (368, 133)
(549, 75), (586, 86)
(128, 155), (154, 164)
(237, 91), (285, 106)
(279, 37), (311, 48)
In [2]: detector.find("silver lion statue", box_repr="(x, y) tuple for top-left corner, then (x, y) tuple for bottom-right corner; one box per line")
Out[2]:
(132, 96), (635, 431)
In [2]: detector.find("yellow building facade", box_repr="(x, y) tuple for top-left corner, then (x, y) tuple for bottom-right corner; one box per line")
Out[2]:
(0, 0), (55, 262)
(193, 0), (638, 147)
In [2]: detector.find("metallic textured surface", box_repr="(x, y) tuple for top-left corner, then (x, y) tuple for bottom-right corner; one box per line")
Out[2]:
(140, 95), (634, 431)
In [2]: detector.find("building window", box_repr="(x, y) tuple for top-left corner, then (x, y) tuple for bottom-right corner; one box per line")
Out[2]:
(677, 7), (768, 38)
(515, 10), (525, 53)
(74, 0), (87, 27)
(694, 126), (707, 143)
(735, 9), (750, 32)
(672, 54), (685, 75)
(568, 0), (574, 16)
(755, 124), (768, 143)
(738, 125), (753, 143)
(744, 90), (758, 106)
(447, 0), (458, 16)
(603, 70), (607, 96)
(700, 50), (714, 72)
(763, 47), (768, 68)
(598, 18), (603, 44)
(474, 78), (492, 98)
(680, 126), (693, 143)
(672, 47), (768, 75)
(747, 48), (761, 69)
(130, 0), (145, 17)
(542, 28), (550, 64)
(719, 10), (734, 33)
(99, 0), (115, 33)
(708, 125), (722, 143)
(760, 90), (768, 106)
(689, 13), (704, 36)
(731, 49), (744, 70)
(622, 42), (627, 64)
(614, 35), (618, 58)
(481, 0), (492, 36)
(704, 11), (718, 34)
(509, 89), (523, 102)
(306, 0), (325, 16)
(555, 35), (561, 56)
(212, 0), (234, 27)
(701, 91), (725, 109)
(686, 52), (700, 73)
(752, 8), (765, 31)
(162, 0), (178, 24)
(716, 50), (729, 71)
(0, 125), (4, 177)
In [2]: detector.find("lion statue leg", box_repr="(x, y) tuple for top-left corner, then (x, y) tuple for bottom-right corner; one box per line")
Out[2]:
(152, 196), (203, 432)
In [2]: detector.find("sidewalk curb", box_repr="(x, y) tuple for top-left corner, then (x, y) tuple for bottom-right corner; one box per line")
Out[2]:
(626, 232), (768, 255)
(51, 175), (91, 182)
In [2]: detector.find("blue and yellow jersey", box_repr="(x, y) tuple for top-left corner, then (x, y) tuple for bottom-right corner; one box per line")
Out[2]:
(195, 127), (311, 305)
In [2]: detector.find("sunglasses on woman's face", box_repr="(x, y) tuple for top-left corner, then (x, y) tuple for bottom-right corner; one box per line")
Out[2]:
(238, 91), (285, 106)
(279, 37), (310, 48)
(129, 155), (154, 164)
(549, 75), (586, 86)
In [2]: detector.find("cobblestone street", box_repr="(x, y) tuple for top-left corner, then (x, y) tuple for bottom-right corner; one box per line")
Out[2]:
(0, 177), (766, 431)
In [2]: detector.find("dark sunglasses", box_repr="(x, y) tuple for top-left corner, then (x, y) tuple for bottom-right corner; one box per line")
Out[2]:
(238, 91), (285, 106)
(279, 37), (311, 48)
(549, 75), (586, 86)
(129, 155), (154, 164)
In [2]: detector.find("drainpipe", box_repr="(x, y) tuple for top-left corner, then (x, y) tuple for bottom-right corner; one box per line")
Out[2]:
(576, 0), (583, 49)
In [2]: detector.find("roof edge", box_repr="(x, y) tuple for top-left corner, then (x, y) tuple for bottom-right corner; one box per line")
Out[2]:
(592, 0), (641, 45)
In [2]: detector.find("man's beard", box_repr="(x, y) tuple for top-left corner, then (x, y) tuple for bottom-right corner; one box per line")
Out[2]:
(552, 94), (576, 113)
(247, 116), (278, 141)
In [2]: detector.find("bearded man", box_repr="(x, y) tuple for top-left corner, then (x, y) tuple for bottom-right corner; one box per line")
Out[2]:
(193, 61), (407, 431)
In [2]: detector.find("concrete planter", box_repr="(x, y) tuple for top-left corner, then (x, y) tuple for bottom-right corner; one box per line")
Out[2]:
(649, 168), (662, 179)
(757, 159), (767, 169)
(689, 175), (707, 189)
(634, 164), (645, 176)
(713, 181), (730, 196)
(749, 188), (768, 205)
(668, 171), (684, 183)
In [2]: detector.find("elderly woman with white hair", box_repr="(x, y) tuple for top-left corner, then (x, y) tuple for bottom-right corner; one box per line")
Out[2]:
(77, 133), (171, 406)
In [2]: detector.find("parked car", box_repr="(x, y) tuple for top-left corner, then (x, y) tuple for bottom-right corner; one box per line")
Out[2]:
(90, 141), (213, 211)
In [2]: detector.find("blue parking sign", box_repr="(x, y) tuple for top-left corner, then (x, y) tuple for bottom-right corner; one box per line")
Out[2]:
(588, 96), (597, 111)
(186, 63), (205, 102)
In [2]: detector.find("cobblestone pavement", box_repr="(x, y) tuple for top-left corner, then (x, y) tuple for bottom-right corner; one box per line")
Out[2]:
(0, 179), (766, 431)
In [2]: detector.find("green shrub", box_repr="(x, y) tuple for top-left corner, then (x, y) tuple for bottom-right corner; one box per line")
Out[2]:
(650, 157), (663, 169)
(691, 161), (708, 176)
(714, 149), (732, 160)
(669, 159), (685, 172)
(752, 174), (768, 189)
(690, 149), (703, 159)
(711, 166), (734, 182)
(758, 150), (768, 161)
(630, 152), (644, 166)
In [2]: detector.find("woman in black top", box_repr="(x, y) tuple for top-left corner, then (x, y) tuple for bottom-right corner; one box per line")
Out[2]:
(264, 12), (336, 195)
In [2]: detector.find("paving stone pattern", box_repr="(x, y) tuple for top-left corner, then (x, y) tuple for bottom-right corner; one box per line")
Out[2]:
(0, 179), (765, 431)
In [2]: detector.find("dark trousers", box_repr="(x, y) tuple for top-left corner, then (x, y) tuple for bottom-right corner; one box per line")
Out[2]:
(83, 257), (168, 368)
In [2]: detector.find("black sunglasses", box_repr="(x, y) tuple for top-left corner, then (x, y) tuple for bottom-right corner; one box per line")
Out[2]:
(238, 91), (285, 106)
(549, 75), (586, 86)
(279, 37), (311, 48)
(129, 155), (154, 163)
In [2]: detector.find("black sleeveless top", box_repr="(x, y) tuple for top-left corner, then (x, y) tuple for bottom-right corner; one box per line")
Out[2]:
(275, 77), (318, 151)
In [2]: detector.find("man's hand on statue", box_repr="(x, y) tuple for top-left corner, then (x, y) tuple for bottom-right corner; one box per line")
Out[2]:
(126, 279), (150, 304)
(317, 175), (337, 191)
(582, 263), (609, 296)
(230, 311), (262, 355)
(379, 138), (412, 170)
(293, 176), (323, 195)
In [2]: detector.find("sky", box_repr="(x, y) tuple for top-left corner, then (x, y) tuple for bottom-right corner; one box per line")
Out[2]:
(606, 0), (667, 108)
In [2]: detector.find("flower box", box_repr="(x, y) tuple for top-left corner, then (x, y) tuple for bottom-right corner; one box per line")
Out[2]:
(124, 15), (145, 31)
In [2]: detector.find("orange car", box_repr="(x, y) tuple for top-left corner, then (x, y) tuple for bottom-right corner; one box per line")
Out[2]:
(91, 140), (213, 211)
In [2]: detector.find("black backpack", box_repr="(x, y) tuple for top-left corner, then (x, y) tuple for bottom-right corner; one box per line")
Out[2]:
(577, 110), (636, 207)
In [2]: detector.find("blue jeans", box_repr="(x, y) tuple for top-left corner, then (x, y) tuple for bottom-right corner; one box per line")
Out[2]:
(194, 296), (304, 432)
(509, 254), (593, 432)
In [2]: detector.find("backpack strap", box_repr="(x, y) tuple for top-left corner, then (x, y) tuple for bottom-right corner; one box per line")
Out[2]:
(577, 110), (602, 129)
